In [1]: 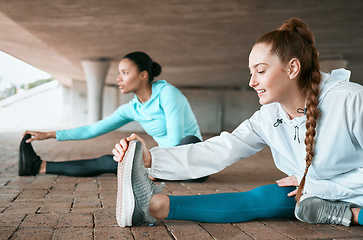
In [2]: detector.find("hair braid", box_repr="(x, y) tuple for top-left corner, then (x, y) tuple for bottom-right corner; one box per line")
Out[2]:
(295, 53), (321, 202)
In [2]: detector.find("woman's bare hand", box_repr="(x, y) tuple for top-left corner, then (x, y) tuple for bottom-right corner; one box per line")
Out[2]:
(24, 131), (56, 143)
(112, 133), (152, 168)
(276, 175), (299, 197)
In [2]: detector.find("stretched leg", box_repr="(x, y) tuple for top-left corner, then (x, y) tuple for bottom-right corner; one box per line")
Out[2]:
(19, 134), (117, 177)
(46, 155), (117, 177)
(176, 135), (202, 146)
(165, 184), (296, 223)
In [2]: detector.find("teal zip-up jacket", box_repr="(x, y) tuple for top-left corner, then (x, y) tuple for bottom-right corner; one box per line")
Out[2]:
(56, 80), (202, 147)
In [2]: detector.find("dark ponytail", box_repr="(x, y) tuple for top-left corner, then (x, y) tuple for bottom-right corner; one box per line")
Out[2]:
(122, 51), (162, 82)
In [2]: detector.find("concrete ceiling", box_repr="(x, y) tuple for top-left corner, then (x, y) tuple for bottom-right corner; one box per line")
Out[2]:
(1, 0), (363, 89)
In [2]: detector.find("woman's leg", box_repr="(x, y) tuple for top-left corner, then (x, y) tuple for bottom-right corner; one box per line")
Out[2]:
(163, 184), (296, 223)
(46, 155), (117, 177)
(177, 135), (202, 146)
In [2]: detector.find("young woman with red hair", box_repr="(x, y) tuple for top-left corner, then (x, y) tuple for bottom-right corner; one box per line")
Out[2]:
(113, 18), (363, 227)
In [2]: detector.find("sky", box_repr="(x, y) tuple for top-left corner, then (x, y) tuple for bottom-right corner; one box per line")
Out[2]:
(0, 51), (51, 90)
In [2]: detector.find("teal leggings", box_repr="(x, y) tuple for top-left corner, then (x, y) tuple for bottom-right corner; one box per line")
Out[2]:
(167, 184), (296, 223)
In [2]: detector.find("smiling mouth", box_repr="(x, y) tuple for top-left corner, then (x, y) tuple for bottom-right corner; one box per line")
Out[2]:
(257, 89), (266, 94)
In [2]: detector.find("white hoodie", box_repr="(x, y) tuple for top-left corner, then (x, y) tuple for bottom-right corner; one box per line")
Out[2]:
(149, 69), (363, 207)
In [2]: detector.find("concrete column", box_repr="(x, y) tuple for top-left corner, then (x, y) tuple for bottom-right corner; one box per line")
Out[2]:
(81, 59), (110, 124)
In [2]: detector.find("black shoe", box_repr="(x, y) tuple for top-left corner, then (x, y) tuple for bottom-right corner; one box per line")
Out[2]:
(18, 134), (41, 176)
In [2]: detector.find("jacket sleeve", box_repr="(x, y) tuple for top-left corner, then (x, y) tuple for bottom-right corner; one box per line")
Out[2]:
(56, 103), (133, 141)
(158, 85), (187, 146)
(350, 87), (363, 149)
(149, 112), (266, 180)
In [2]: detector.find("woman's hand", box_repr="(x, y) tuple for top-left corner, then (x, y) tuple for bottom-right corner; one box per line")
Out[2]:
(112, 133), (152, 168)
(24, 131), (56, 143)
(276, 175), (299, 197)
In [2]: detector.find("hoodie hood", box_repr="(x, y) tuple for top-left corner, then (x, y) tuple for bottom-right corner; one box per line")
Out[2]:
(276, 68), (352, 127)
(319, 68), (351, 102)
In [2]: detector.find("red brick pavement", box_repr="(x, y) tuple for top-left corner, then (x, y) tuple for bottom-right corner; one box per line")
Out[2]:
(1, 131), (362, 239)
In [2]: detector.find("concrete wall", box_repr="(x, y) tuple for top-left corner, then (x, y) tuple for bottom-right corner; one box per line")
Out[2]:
(68, 80), (261, 134)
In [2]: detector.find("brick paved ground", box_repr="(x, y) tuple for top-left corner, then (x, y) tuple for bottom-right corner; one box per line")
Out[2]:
(1, 131), (363, 240)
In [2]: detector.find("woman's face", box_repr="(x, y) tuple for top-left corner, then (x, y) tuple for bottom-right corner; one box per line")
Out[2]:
(248, 43), (293, 105)
(117, 58), (145, 94)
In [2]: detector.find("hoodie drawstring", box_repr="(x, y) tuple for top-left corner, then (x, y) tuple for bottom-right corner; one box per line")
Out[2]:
(273, 119), (283, 127)
(294, 126), (301, 144)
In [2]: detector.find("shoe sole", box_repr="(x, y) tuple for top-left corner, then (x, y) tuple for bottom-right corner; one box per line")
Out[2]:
(116, 140), (137, 227)
(18, 134), (31, 176)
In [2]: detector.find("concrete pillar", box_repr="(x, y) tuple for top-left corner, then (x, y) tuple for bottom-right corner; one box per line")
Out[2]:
(81, 59), (110, 124)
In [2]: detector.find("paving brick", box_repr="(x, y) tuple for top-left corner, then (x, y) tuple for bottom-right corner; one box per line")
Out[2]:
(200, 223), (253, 239)
(263, 219), (326, 239)
(74, 179), (99, 192)
(6, 202), (42, 214)
(0, 192), (20, 203)
(0, 226), (17, 240)
(70, 207), (102, 214)
(20, 213), (60, 228)
(97, 176), (117, 191)
(11, 228), (54, 240)
(0, 206), (8, 213)
(94, 227), (134, 239)
(341, 225), (363, 237)
(53, 227), (93, 240)
(38, 201), (72, 214)
(132, 220), (173, 239)
(44, 190), (75, 202)
(163, 181), (194, 195)
(93, 208), (118, 228)
(5, 177), (35, 188)
(49, 184), (76, 193)
(14, 189), (48, 201)
(0, 212), (26, 227)
(163, 220), (214, 239)
(73, 196), (101, 208)
(234, 220), (293, 239)
(293, 220), (357, 238)
(0, 177), (11, 186)
(58, 212), (93, 228)
(99, 191), (117, 208)
(24, 175), (57, 190)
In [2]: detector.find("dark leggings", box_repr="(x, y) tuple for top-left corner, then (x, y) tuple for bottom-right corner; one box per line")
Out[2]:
(46, 135), (202, 177)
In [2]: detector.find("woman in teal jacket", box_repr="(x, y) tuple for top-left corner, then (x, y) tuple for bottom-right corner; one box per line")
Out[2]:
(19, 51), (203, 179)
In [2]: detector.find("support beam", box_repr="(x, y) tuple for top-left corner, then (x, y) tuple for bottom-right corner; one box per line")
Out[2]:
(81, 59), (110, 124)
